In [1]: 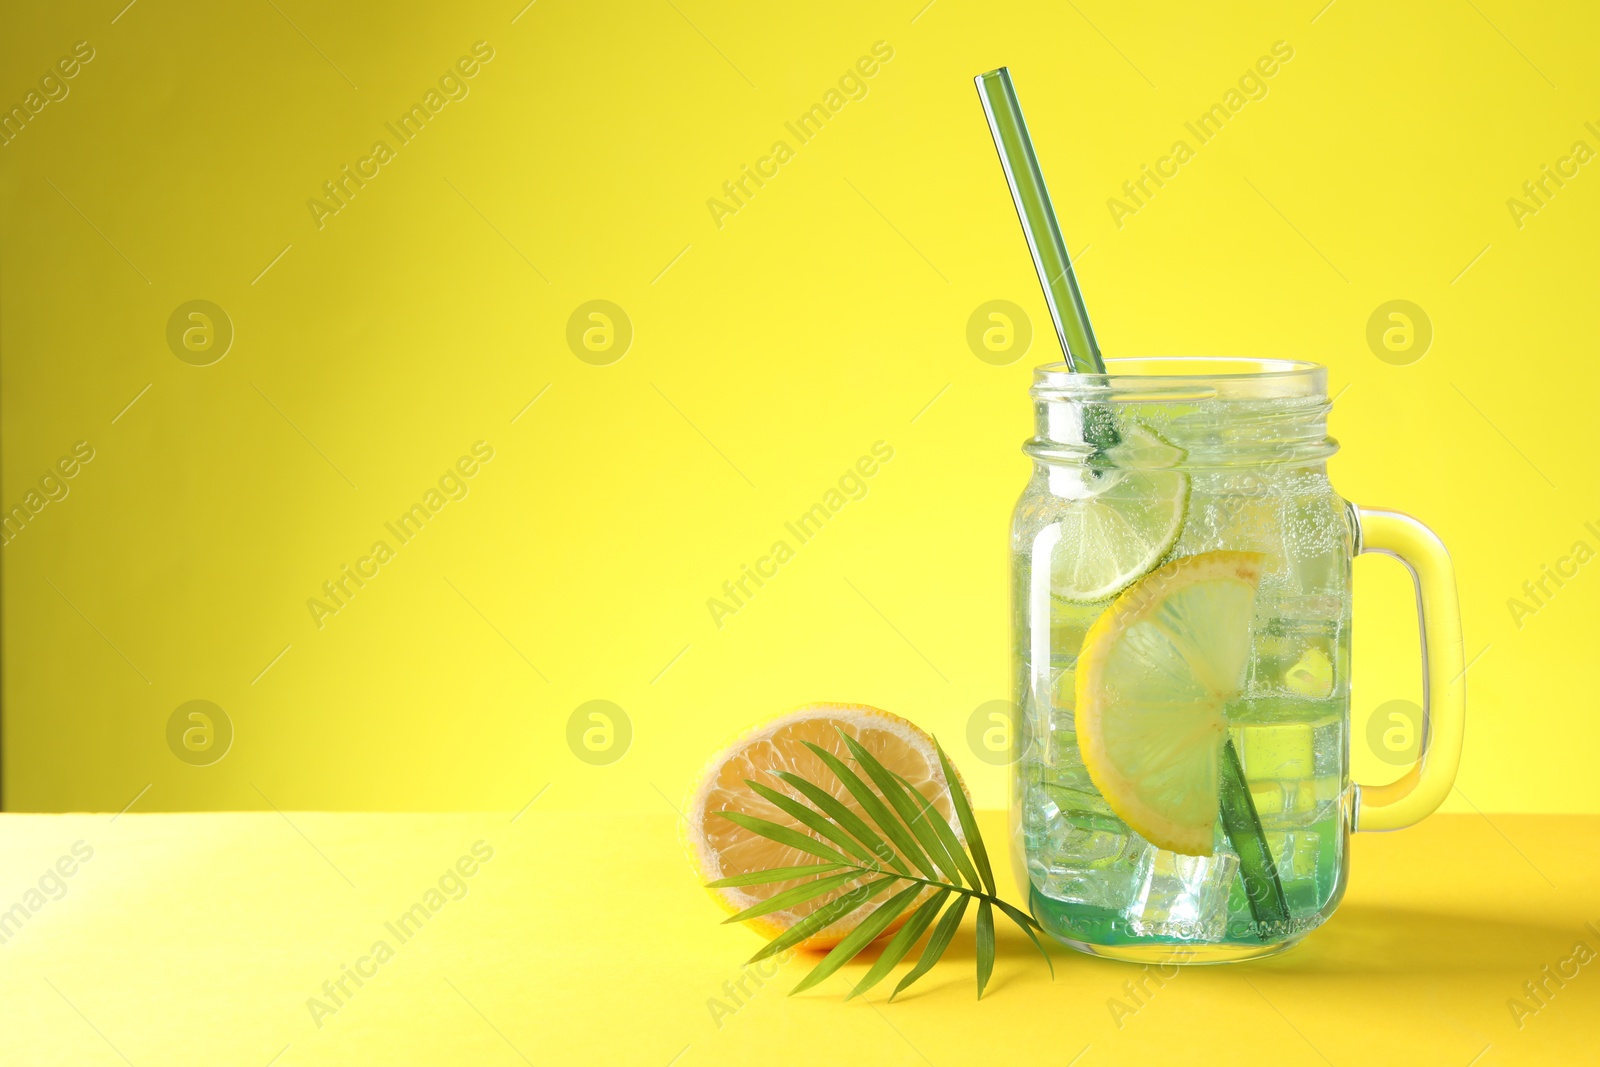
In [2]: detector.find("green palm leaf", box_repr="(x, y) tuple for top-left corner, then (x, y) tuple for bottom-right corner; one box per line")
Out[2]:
(705, 862), (842, 889)
(714, 810), (848, 865)
(847, 889), (950, 1000)
(802, 742), (937, 879)
(937, 741), (997, 896)
(721, 870), (862, 925)
(990, 897), (1054, 976)
(748, 876), (897, 964)
(889, 767), (983, 891)
(789, 883), (924, 994)
(773, 771), (909, 875)
(975, 900), (996, 998)
(890, 894), (969, 1001)
(704, 730), (1055, 1001)
(840, 734), (967, 886)
(745, 779), (883, 869)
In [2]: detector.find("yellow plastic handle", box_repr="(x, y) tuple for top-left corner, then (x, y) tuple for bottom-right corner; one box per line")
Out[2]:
(1352, 506), (1466, 832)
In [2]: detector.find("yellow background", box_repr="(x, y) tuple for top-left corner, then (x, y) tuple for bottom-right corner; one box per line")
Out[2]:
(2, 0), (1597, 816)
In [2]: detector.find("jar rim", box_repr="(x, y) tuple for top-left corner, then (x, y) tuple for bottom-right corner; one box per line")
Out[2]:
(1032, 357), (1327, 402)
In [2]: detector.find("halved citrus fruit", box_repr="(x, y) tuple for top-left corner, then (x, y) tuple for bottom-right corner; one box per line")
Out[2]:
(684, 704), (960, 948)
(1049, 422), (1189, 604)
(1074, 551), (1264, 856)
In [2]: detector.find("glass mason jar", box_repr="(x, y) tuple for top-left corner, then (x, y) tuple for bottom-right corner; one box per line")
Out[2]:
(1010, 358), (1464, 963)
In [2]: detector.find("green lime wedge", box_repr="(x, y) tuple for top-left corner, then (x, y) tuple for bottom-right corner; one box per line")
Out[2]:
(1049, 423), (1188, 604)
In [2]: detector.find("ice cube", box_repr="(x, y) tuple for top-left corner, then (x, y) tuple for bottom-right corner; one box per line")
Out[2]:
(1019, 776), (1055, 845)
(1249, 780), (1285, 818)
(1043, 712), (1080, 772)
(1050, 666), (1077, 712)
(1276, 481), (1347, 596)
(1264, 830), (1324, 910)
(1241, 721), (1314, 779)
(1024, 785), (1147, 909)
(1050, 601), (1105, 668)
(1128, 850), (1240, 942)
(1030, 829), (1148, 910)
(1283, 647), (1334, 699)
(1040, 782), (1118, 822)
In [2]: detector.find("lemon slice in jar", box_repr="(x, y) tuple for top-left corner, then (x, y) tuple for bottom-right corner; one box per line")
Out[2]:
(1074, 551), (1265, 856)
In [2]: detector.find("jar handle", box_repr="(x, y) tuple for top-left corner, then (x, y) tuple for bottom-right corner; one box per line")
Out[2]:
(1350, 505), (1466, 831)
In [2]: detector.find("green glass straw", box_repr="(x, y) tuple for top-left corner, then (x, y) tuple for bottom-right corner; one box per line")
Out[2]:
(976, 66), (1289, 936)
(974, 68), (1105, 375)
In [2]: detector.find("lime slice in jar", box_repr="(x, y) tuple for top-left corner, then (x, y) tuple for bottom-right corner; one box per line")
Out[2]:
(1049, 422), (1188, 603)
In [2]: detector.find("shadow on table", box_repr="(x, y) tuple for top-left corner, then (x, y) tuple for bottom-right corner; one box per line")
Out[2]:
(802, 899), (1585, 1003)
(1256, 903), (1583, 978)
(846, 902), (1580, 998)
